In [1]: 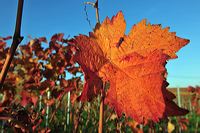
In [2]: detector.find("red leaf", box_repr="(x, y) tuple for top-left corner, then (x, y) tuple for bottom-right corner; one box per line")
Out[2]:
(38, 37), (48, 43)
(20, 91), (38, 107)
(0, 40), (6, 48)
(51, 33), (64, 42)
(1, 36), (12, 41)
(45, 99), (55, 106)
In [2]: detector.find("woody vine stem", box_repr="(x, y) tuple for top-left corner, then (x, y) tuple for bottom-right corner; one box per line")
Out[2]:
(0, 0), (24, 89)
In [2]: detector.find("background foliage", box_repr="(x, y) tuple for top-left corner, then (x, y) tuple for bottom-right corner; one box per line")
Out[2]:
(0, 35), (199, 132)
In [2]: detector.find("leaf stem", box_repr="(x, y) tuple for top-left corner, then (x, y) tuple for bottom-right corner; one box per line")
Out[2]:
(0, 0), (24, 90)
(98, 82), (105, 133)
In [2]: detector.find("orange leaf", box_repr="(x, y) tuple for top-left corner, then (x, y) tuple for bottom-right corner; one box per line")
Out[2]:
(101, 51), (188, 123)
(69, 11), (189, 123)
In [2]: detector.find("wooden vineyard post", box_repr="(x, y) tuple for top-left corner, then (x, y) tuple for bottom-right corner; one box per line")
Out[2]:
(177, 88), (181, 107)
(46, 89), (51, 128)
(177, 87), (182, 133)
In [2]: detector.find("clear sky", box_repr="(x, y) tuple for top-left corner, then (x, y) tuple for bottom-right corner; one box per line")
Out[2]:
(0, 0), (200, 88)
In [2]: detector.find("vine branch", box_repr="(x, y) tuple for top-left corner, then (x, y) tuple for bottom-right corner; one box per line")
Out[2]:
(0, 0), (24, 89)
(84, 0), (100, 25)
(94, 0), (100, 24)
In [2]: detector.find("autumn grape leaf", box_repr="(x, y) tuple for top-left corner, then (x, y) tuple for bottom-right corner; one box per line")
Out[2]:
(69, 11), (189, 123)
(69, 35), (107, 101)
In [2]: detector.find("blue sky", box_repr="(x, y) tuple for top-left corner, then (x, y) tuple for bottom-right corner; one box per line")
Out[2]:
(0, 0), (200, 87)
